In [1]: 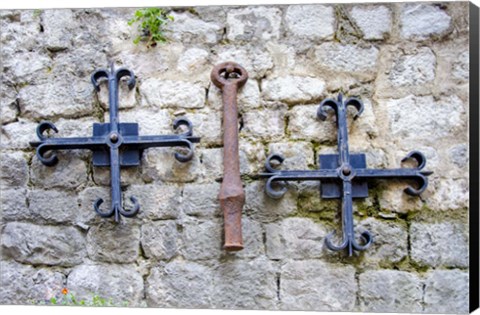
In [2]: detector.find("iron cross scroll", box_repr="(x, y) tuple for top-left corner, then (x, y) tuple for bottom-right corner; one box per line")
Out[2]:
(30, 63), (200, 222)
(260, 94), (433, 256)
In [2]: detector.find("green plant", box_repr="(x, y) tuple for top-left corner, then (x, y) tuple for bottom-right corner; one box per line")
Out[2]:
(128, 8), (174, 48)
(44, 288), (127, 307)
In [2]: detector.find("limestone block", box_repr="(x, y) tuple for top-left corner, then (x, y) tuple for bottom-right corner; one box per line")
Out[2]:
(350, 5), (392, 40)
(424, 269), (469, 313)
(141, 220), (178, 260)
(410, 222), (468, 267)
(226, 7), (282, 41)
(359, 270), (423, 312)
(400, 4), (451, 40)
(0, 151), (28, 187)
(2, 222), (86, 266)
(280, 260), (356, 311)
(140, 78), (205, 109)
(262, 76), (325, 105)
(285, 5), (334, 40)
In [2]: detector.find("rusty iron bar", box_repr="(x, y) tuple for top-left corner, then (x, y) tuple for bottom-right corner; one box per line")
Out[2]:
(211, 62), (248, 251)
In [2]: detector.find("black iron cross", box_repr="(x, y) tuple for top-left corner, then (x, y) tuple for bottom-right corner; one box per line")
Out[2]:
(260, 94), (432, 256)
(30, 63), (200, 222)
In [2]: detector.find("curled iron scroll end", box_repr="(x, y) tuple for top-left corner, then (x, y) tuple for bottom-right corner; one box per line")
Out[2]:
(174, 140), (194, 163)
(36, 143), (58, 166)
(345, 97), (364, 120)
(324, 231), (348, 252)
(93, 198), (115, 218)
(36, 121), (58, 140)
(120, 196), (140, 218)
(265, 176), (288, 199)
(404, 175), (429, 196)
(264, 154), (285, 173)
(317, 98), (339, 121)
(352, 230), (373, 251)
(115, 67), (136, 90)
(91, 69), (109, 92)
(401, 150), (427, 170)
(173, 117), (194, 137)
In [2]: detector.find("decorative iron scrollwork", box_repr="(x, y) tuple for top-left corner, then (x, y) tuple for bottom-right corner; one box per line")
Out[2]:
(30, 63), (200, 222)
(260, 93), (432, 256)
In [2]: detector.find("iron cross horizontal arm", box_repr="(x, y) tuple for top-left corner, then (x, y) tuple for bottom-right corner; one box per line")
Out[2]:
(260, 93), (433, 256)
(30, 63), (200, 222)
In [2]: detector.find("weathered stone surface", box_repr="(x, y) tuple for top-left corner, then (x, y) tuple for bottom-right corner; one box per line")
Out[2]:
(232, 217), (264, 259)
(0, 84), (18, 124)
(168, 12), (223, 44)
(0, 119), (37, 150)
(388, 48), (436, 87)
(239, 139), (266, 175)
(285, 5), (334, 40)
(0, 13), (41, 52)
(452, 51), (469, 81)
(30, 153), (88, 189)
(77, 186), (111, 226)
(350, 5), (391, 40)
(68, 263), (144, 306)
(180, 182), (220, 217)
(226, 7), (282, 42)
(141, 147), (201, 183)
(428, 177), (469, 211)
(87, 222), (140, 263)
(0, 151), (28, 187)
(280, 260), (356, 311)
(208, 79), (260, 111)
(146, 261), (213, 308)
(0, 188), (29, 221)
(3, 51), (52, 84)
(449, 143), (468, 169)
(42, 9), (76, 51)
(181, 219), (222, 260)
(186, 110), (222, 145)
(125, 184), (180, 220)
(198, 148), (223, 181)
(177, 47), (210, 73)
(2, 222), (86, 266)
(140, 78), (205, 109)
(109, 108), (172, 135)
(288, 104), (337, 142)
(266, 218), (328, 259)
(18, 79), (94, 119)
(400, 4), (451, 40)
(28, 189), (78, 223)
(424, 269), (469, 314)
(357, 218), (408, 264)
(242, 106), (286, 141)
(0, 260), (66, 304)
(315, 43), (379, 73)
(359, 270), (422, 312)
(244, 181), (297, 223)
(262, 76), (325, 104)
(268, 141), (314, 170)
(98, 80), (137, 110)
(410, 222), (468, 267)
(385, 95), (465, 144)
(141, 220), (178, 260)
(212, 257), (277, 309)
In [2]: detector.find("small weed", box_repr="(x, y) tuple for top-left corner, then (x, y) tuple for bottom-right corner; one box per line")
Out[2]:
(128, 8), (174, 48)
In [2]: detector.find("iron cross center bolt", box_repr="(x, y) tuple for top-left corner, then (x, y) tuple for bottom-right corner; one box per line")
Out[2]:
(110, 133), (119, 143)
(342, 166), (352, 176)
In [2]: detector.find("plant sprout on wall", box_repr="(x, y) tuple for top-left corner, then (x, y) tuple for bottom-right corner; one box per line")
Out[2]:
(128, 8), (174, 48)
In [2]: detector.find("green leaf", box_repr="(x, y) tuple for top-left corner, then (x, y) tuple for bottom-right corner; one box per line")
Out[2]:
(50, 297), (57, 305)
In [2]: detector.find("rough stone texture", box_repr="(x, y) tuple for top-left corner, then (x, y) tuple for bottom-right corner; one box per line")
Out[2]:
(410, 222), (468, 267)
(0, 188), (29, 221)
(424, 269), (469, 314)
(350, 5), (391, 40)
(315, 43), (379, 73)
(226, 7), (282, 42)
(30, 153), (88, 190)
(388, 47), (436, 87)
(280, 260), (357, 311)
(268, 141), (314, 170)
(266, 218), (328, 259)
(181, 219), (222, 260)
(452, 51), (469, 81)
(86, 222), (140, 263)
(125, 184), (180, 220)
(0, 260), (66, 304)
(18, 79), (94, 119)
(42, 9), (76, 51)
(244, 181), (297, 223)
(0, 151), (28, 187)
(141, 220), (178, 260)
(68, 264), (144, 306)
(357, 218), (408, 264)
(140, 78), (205, 109)
(179, 182), (220, 217)
(288, 104), (337, 142)
(28, 190), (78, 223)
(241, 106), (286, 141)
(0, 120), (38, 150)
(146, 261), (213, 308)
(177, 47), (210, 73)
(261, 76), (325, 104)
(233, 217), (264, 259)
(168, 12), (223, 44)
(284, 5), (334, 40)
(359, 270), (423, 313)
(208, 79), (260, 111)
(2, 222), (86, 266)
(211, 257), (277, 309)
(400, 4), (451, 40)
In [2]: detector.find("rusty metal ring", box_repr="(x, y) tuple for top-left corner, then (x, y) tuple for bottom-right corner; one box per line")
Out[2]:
(210, 61), (248, 89)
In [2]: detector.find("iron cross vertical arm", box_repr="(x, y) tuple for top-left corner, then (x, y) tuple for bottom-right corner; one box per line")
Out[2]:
(260, 94), (433, 256)
(30, 63), (200, 222)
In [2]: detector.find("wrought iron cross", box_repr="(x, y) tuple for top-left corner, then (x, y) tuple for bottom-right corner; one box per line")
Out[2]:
(30, 63), (200, 222)
(260, 94), (432, 256)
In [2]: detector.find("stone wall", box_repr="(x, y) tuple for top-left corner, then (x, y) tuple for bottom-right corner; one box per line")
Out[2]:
(0, 2), (470, 313)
